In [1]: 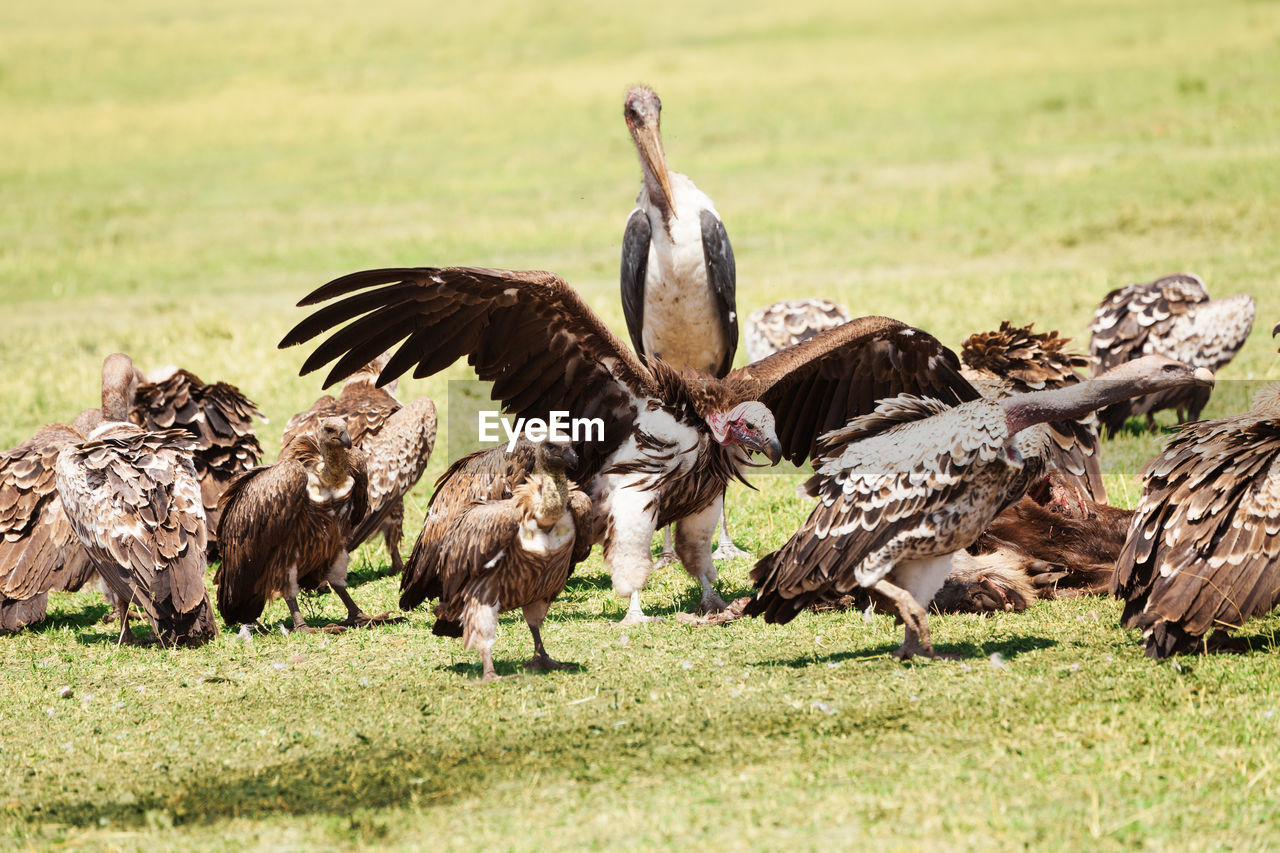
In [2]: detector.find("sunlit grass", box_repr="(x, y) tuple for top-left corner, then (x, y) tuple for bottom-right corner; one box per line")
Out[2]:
(3, 0), (1280, 848)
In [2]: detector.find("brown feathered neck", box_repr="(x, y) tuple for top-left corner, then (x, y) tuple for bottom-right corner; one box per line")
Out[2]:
(961, 322), (1089, 388)
(516, 463), (570, 530)
(287, 434), (353, 489)
(99, 353), (139, 424)
(649, 359), (735, 424)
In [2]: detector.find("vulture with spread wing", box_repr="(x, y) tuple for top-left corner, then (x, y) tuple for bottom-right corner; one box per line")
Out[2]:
(619, 85), (745, 562)
(280, 265), (979, 626)
(960, 321), (1106, 503)
(1113, 368), (1280, 658)
(55, 354), (216, 646)
(747, 356), (1212, 659)
(129, 366), (265, 556)
(745, 299), (853, 363)
(1089, 273), (1255, 434)
(402, 438), (592, 680)
(283, 352), (437, 574)
(215, 417), (393, 632)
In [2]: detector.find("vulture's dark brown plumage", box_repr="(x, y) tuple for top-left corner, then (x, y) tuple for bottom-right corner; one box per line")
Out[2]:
(282, 356), (436, 574)
(279, 265), (981, 626)
(402, 439), (592, 680)
(215, 417), (386, 632)
(1089, 273), (1255, 434)
(1112, 384), (1280, 657)
(54, 354), (216, 646)
(961, 321), (1107, 502)
(129, 366), (264, 555)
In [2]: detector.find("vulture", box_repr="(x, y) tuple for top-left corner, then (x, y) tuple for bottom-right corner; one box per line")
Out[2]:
(282, 352), (437, 574)
(960, 321), (1106, 502)
(215, 417), (393, 632)
(401, 438), (593, 680)
(747, 356), (1213, 659)
(280, 265), (982, 626)
(0, 422), (97, 632)
(1112, 365), (1280, 658)
(54, 353), (216, 646)
(129, 365), (265, 557)
(1089, 273), (1255, 434)
(619, 85), (745, 563)
(745, 299), (853, 363)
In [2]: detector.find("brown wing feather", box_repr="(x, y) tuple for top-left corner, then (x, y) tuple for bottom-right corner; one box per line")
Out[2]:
(727, 317), (981, 465)
(56, 423), (214, 645)
(1113, 400), (1280, 657)
(0, 424), (96, 630)
(280, 267), (655, 480)
(347, 396), (436, 550)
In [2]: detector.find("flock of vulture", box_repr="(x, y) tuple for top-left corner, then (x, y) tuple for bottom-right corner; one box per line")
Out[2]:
(2, 86), (1277, 679)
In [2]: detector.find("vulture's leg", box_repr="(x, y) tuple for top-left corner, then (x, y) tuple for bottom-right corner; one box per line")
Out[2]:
(605, 492), (663, 626)
(675, 499), (728, 614)
(115, 597), (144, 646)
(1146, 413), (1158, 433)
(383, 500), (406, 575)
(284, 596), (316, 634)
(871, 580), (931, 660)
(327, 551), (394, 627)
(654, 526), (679, 569)
(712, 497), (750, 561)
(462, 596), (502, 681)
(523, 601), (577, 671)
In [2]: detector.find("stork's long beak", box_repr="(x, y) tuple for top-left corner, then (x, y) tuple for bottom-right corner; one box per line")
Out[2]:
(632, 122), (677, 217)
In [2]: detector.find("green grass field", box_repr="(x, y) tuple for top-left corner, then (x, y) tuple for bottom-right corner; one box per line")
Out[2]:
(3, 0), (1280, 848)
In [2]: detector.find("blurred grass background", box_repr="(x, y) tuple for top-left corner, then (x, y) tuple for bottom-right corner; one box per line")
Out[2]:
(2, 0), (1280, 848)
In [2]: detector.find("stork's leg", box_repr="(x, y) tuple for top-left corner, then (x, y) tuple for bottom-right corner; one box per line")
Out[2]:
(675, 499), (728, 615)
(604, 493), (663, 626)
(712, 498), (751, 561)
(523, 601), (577, 671)
(654, 525), (679, 568)
(383, 500), (406, 575)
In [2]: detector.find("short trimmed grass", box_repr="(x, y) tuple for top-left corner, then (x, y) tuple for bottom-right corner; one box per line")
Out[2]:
(3, 0), (1280, 848)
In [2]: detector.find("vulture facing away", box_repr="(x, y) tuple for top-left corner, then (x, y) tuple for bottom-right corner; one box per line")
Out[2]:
(961, 321), (1107, 503)
(282, 352), (437, 574)
(1112, 373), (1280, 658)
(401, 439), (592, 681)
(747, 356), (1213, 659)
(619, 85), (745, 562)
(55, 354), (216, 646)
(745, 299), (853, 363)
(215, 417), (390, 632)
(129, 366), (265, 557)
(1089, 273), (1255, 434)
(280, 265), (980, 627)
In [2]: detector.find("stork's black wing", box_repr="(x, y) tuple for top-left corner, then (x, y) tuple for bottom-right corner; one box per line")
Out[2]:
(700, 209), (738, 378)
(620, 208), (651, 359)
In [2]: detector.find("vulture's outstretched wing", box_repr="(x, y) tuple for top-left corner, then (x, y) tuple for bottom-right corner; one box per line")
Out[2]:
(0, 424), (96, 630)
(55, 424), (213, 644)
(727, 317), (982, 465)
(699, 209), (738, 378)
(281, 267), (656, 480)
(1113, 406), (1280, 657)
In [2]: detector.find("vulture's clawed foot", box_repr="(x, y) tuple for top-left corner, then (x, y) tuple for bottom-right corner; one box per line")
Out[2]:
(615, 610), (664, 627)
(346, 611), (405, 628)
(712, 540), (752, 561)
(524, 654), (579, 672)
(116, 629), (155, 647)
(1205, 631), (1251, 655)
(692, 591), (730, 616)
(653, 551), (681, 570)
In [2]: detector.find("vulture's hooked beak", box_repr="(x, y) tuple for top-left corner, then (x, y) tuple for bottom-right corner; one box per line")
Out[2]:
(339, 430), (353, 449)
(731, 422), (783, 466)
(1192, 367), (1215, 387)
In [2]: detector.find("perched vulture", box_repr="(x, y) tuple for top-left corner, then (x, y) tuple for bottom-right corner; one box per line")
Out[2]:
(401, 439), (592, 680)
(282, 352), (437, 574)
(129, 366), (264, 556)
(1112, 375), (1280, 658)
(745, 299), (853, 363)
(215, 417), (392, 632)
(55, 354), (216, 646)
(619, 85), (744, 562)
(281, 265), (981, 626)
(0, 423), (97, 632)
(1089, 273), (1255, 434)
(961, 321), (1106, 503)
(747, 356), (1213, 659)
